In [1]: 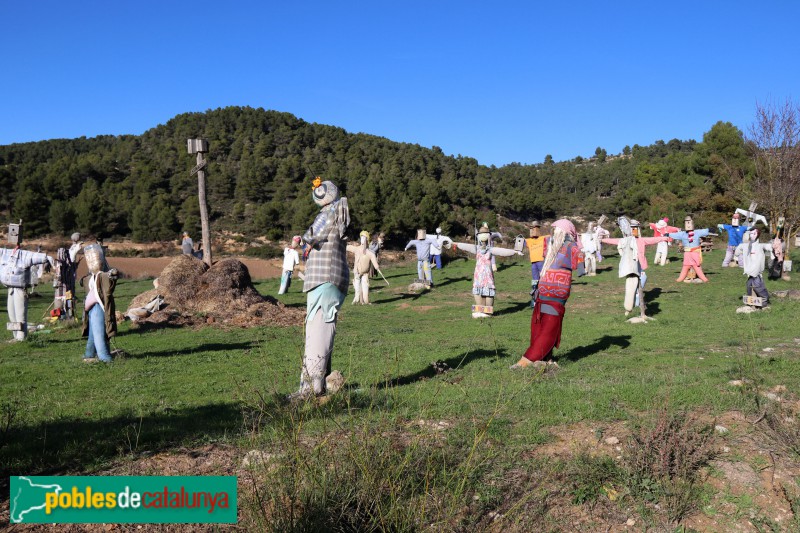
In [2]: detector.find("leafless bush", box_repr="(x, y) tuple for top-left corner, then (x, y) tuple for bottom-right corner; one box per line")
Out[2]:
(622, 408), (717, 523)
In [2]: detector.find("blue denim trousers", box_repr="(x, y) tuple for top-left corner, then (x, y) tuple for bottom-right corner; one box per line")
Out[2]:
(84, 304), (112, 362)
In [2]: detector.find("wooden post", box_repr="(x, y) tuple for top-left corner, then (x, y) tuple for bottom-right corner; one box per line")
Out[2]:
(188, 139), (212, 266)
(196, 152), (212, 266)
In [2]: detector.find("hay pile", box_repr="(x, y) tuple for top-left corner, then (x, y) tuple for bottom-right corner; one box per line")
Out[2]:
(127, 255), (304, 328)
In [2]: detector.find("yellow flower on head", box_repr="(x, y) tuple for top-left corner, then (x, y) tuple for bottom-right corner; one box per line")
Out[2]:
(312, 177), (322, 190)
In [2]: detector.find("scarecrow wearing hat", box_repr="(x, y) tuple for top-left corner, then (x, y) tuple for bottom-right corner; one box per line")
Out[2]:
(290, 177), (350, 400)
(511, 219), (584, 368)
(601, 218), (668, 320)
(347, 230), (387, 305)
(452, 223), (522, 318)
(404, 229), (439, 287)
(666, 216), (716, 283)
(524, 221), (548, 306)
(717, 213), (749, 267)
(648, 218), (679, 266)
(278, 236), (301, 295)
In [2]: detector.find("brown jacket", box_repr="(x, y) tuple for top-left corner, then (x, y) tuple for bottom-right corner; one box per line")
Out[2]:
(81, 270), (117, 338)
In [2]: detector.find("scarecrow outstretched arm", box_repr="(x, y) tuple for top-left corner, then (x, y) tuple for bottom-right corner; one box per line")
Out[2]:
(491, 247), (522, 257)
(453, 242), (477, 255)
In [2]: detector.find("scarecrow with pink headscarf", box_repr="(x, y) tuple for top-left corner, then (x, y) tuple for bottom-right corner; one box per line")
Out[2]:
(649, 217), (679, 266)
(511, 219), (584, 368)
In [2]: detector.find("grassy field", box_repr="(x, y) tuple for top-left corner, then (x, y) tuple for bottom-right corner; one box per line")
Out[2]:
(2, 246), (800, 530)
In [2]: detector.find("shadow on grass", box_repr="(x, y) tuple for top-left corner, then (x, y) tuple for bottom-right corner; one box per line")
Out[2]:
(493, 301), (532, 316)
(116, 322), (187, 335)
(125, 341), (257, 358)
(376, 348), (506, 389)
(558, 335), (632, 363)
(0, 402), (244, 483)
(0, 386), (381, 487)
(644, 287), (666, 317)
(378, 292), (427, 304)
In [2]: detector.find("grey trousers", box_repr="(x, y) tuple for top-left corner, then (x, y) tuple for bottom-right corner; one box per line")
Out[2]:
(7, 287), (28, 341)
(299, 309), (337, 394)
(746, 275), (769, 304)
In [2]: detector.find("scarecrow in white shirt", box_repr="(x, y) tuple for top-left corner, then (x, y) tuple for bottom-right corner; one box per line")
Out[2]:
(278, 236), (301, 295)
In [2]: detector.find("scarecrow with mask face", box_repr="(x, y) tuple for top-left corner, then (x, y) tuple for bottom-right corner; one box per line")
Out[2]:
(429, 227), (453, 270)
(667, 216), (715, 283)
(511, 219), (584, 368)
(404, 229), (439, 287)
(717, 213), (749, 267)
(452, 223), (522, 318)
(735, 227), (773, 310)
(1, 223), (53, 341)
(347, 231), (387, 305)
(80, 244), (117, 362)
(290, 177), (350, 400)
(601, 218), (668, 320)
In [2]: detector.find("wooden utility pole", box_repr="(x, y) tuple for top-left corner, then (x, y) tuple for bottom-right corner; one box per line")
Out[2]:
(187, 138), (212, 266)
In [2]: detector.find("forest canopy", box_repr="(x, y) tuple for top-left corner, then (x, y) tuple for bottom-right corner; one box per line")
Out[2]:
(0, 106), (759, 243)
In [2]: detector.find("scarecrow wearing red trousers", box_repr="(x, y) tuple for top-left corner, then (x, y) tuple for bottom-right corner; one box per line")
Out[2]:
(511, 219), (584, 369)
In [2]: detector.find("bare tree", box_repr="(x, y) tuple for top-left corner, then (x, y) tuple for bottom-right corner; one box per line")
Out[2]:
(745, 98), (800, 249)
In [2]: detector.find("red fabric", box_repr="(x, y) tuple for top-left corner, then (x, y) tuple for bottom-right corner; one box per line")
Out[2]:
(523, 300), (566, 362)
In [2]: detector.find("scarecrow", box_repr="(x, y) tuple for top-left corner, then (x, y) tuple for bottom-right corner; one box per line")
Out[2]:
(347, 230), (388, 304)
(580, 222), (598, 276)
(524, 221), (547, 306)
(429, 227), (453, 270)
(290, 177), (350, 400)
(648, 218), (678, 266)
(601, 218), (667, 321)
(278, 236), (301, 294)
(0, 223), (53, 341)
(452, 223), (521, 318)
(81, 244), (118, 362)
(717, 213), (749, 267)
(404, 229), (439, 287)
(667, 216), (715, 283)
(511, 219), (584, 368)
(735, 227), (774, 311)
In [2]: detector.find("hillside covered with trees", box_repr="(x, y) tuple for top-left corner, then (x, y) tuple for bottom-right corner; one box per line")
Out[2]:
(0, 106), (764, 243)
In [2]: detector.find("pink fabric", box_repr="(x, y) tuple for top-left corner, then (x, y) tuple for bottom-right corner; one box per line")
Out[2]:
(601, 236), (667, 270)
(682, 249), (702, 267)
(552, 219), (577, 242)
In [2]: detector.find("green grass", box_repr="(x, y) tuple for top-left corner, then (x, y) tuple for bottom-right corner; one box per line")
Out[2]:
(1, 247), (799, 526)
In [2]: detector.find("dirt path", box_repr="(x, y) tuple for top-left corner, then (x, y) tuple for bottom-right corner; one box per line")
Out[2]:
(75, 256), (284, 280)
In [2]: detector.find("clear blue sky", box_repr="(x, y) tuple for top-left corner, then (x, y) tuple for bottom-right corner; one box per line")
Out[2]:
(1, 1), (797, 167)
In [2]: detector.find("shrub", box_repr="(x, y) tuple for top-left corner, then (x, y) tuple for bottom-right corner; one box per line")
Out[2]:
(622, 408), (717, 523)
